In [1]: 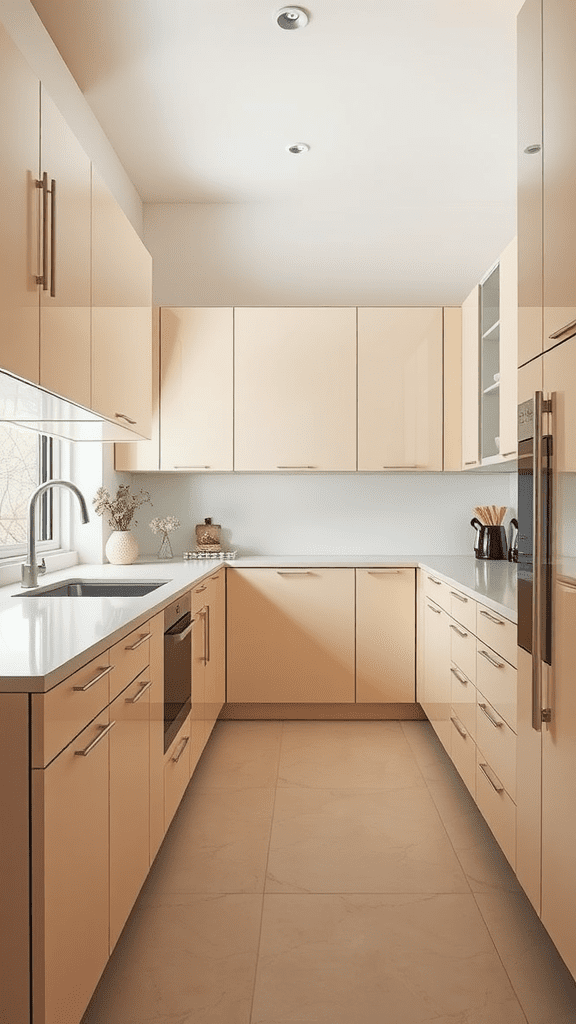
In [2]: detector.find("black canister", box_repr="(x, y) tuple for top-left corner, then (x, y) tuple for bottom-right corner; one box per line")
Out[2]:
(471, 520), (508, 560)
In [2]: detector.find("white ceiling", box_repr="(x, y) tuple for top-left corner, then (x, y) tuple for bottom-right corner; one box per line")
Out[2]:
(29, 0), (524, 302)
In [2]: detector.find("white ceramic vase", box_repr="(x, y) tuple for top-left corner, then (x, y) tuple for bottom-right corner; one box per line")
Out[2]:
(105, 530), (139, 565)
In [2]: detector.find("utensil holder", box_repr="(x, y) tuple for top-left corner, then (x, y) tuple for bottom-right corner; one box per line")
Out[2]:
(475, 524), (508, 560)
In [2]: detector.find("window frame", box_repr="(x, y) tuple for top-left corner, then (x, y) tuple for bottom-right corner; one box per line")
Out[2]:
(0, 430), (61, 561)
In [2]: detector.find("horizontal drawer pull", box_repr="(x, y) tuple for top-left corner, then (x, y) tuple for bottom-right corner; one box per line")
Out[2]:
(478, 702), (504, 728)
(549, 316), (576, 341)
(73, 664), (113, 691)
(480, 609), (505, 625)
(479, 649), (504, 669)
(171, 735), (190, 763)
(115, 412), (137, 425)
(464, 460), (477, 466)
(367, 569), (401, 575)
(277, 570), (314, 576)
(75, 720), (115, 757)
(277, 465), (316, 469)
(127, 680), (153, 703)
(502, 451), (516, 457)
(427, 576), (442, 585)
(478, 761), (504, 793)
(450, 666), (468, 685)
(174, 465), (210, 469)
(450, 716), (468, 739)
(125, 632), (152, 651)
(450, 591), (468, 603)
(450, 624), (468, 638)
(427, 604), (441, 614)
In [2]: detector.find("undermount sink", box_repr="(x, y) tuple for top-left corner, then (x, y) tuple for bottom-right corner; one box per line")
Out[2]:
(18, 579), (170, 598)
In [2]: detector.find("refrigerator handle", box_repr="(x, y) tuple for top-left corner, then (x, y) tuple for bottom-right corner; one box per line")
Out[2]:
(532, 391), (544, 731)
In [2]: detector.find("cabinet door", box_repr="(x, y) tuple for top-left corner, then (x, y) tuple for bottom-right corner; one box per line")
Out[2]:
(191, 581), (209, 773)
(115, 307), (161, 471)
(204, 569), (226, 742)
(0, 25), (40, 383)
(542, 0), (576, 353)
(420, 599), (451, 755)
(91, 168), (152, 436)
(149, 611), (165, 864)
(227, 568), (355, 703)
(358, 308), (443, 471)
(498, 238), (518, 461)
(164, 714), (192, 832)
(109, 671), (151, 953)
(461, 285), (480, 468)
(356, 568), (416, 702)
(32, 709), (110, 1024)
(160, 307), (233, 471)
(234, 307), (357, 471)
(38, 88), (91, 407)
(517, 0), (543, 365)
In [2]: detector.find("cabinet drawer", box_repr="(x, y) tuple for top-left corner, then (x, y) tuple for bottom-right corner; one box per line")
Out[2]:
(449, 621), (476, 683)
(476, 696), (516, 801)
(31, 652), (111, 767)
(476, 747), (516, 870)
(448, 588), (476, 632)
(450, 714), (476, 798)
(476, 643), (517, 732)
(450, 664), (476, 739)
(423, 572), (450, 612)
(109, 623), (152, 700)
(476, 606), (517, 667)
(164, 715), (191, 831)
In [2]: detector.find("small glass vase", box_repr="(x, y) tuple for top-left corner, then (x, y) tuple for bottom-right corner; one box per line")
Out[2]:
(157, 531), (173, 559)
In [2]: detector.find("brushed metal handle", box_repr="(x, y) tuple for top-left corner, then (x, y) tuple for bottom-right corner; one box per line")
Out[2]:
(478, 762), (504, 793)
(450, 624), (468, 638)
(35, 172), (48, 288)
(478, 702), (504, 729)
(115, 412), (137, 425)
(549, 317), (576, 342)
(49, 177), (56, 297)
(532, 390), (548, 731)
(276, 465), (316, 469)
(277, 571), (314, 575)
(367, 570), (401, 575)
(382, 465), (418, 469)
(479, 609), (505, 625)
(464, 460), (477, 466)
(450, 666), (468, 685)
(170, 619), (195, 643)
(427, 604), (441, 614)
(524, 143), (541, 154)
(427, 576), (442, 585)
(75, 720), (116, 757)
(172, 734), (190, 763)
(206, 604), (210, 664)
(450, 591), (468, 603)
(195, 585), (207, 593)
(502, 450), (516, 457)
(450, 716), (468, 739)
(174, 465), (210, 469)
(478, 649), (504, 669)
(125, 632), (152, 651)
(73, 664), (114, 691)
(127, 680), (153, 703)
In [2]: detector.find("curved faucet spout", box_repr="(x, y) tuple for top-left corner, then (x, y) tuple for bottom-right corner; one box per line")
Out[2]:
(22, 480), (90, 589)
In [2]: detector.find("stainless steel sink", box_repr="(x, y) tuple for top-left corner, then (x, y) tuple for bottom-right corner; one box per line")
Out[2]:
(18, 579), (170, 598)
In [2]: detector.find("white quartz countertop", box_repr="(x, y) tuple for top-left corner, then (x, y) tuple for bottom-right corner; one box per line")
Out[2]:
(0, 555), (516, 693)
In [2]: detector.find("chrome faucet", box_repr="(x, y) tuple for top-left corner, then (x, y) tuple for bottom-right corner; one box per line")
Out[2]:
(21, 480), (90, 588)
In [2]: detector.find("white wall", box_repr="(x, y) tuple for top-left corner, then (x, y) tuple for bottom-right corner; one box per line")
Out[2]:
(127, 471), (516, 560)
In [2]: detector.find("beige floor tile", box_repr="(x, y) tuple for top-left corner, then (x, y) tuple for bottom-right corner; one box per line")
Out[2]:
(81, 893), (263, 1024)
(191, 721), (283, 790)
(251, 893), (527, 1024)
(475, 892), (576, 1024)
(278, 720), (427, 791)
(401, 720), (455, 783)
(141, 785), (276, 896)
(266, 785), (470, 893)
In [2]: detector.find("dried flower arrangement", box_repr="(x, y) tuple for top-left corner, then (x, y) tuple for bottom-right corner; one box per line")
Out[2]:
(92, 485), (151, 531)
(150, 515), (180, 559)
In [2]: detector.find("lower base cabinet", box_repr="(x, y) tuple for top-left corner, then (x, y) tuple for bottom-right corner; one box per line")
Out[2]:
(355, 568), (416, 702)
(164, 713), (192, 832)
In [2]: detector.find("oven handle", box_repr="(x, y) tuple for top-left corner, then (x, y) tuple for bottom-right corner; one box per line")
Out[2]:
(167, 618), (195, 643)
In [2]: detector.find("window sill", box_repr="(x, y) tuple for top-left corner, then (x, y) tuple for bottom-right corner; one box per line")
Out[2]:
(0, 550), (79, 588)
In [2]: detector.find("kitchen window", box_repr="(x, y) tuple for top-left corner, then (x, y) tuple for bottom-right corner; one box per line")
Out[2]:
(0, 424), (61, 559)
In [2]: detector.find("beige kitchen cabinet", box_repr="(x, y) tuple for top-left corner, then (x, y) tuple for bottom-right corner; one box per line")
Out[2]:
(149, 610), (165, 864)
(498, 238), (518, 460)
(355, 568), (416, 702)
(461, 285), (480, 468)
(109, 669), (151, 952)
(358, 308), (443, 471)
(443, 307), (463, 472)
(115, 308), (161, 471)
(517, 0), (543, 366)
(91, 167), (152, 437)
(234, 307), (357, 471)
(227, 568), (355, 703)
(190, 580), (209, 774)
(31, 708), (110, 1024)
(419, 596), (451, 755)
(203, 568), (226, 742)
(160, 307), (233, 471)
(164, 712), (192, 832)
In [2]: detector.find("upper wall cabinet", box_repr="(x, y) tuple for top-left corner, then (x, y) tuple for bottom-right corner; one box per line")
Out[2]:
(160, 307), (233, 471)
(234, 307), (357, 471)
(91, 168), (152, 438)
(358, 307), (443, 471)
(517, 0), (543, 366)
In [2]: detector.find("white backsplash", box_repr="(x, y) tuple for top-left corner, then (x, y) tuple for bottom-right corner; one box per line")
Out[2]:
(125, 471), (517, 560)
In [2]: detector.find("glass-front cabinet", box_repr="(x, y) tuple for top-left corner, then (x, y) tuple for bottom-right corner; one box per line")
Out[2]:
(479, 261), (501, 461)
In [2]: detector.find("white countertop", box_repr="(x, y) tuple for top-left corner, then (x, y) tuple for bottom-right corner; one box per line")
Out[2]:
(0, 555), (517, 693)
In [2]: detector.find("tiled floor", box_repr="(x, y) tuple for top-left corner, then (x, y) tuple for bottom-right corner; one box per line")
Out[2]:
(82, 720), (576, 1024)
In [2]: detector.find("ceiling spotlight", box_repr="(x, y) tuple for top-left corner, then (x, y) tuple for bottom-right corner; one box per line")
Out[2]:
(276, 7), (309, 30)
(286, 143), (310, 154)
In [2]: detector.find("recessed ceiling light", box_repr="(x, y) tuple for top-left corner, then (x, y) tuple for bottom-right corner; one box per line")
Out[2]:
(276, 7), (309, 30)
(286, 143), (310, 154)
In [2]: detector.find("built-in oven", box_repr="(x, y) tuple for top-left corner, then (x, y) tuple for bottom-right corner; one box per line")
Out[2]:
(517, 398), (552, 663)
(164, 592), (193, 753)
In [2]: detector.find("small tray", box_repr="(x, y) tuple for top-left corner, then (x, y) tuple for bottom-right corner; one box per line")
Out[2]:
(183, 550), (237, 560)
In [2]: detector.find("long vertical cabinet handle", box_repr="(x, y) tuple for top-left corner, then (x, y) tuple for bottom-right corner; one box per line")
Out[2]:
(35, 172), (48, 288)
(532, 390), (549, 731)
(49, 178), (56, 297)
(206, 605), (210, 664)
